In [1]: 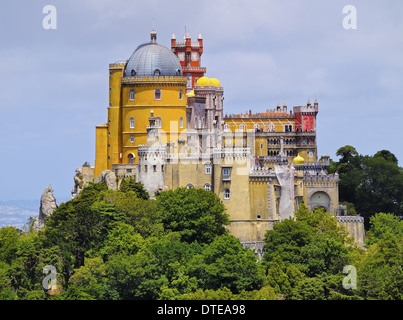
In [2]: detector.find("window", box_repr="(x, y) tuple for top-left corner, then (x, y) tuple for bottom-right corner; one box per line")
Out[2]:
(131, 69), (136, 76)
(204, 183), (211, 191)
(239, 124), (245, 131)
(179, 89), (183, 100)
(154, 69), (160, 76)
(186, 184), (194, 189)
(223, 188), (230, 200)
(205, 163), (211, 174)
(154, 89), (161, 100)
(129, 89), (135, 101)
(153, 165), (157, 172)
(224, 123), (229, 131)
(128, 153), (134, 164)
(222, 167), (231, 181)
(126, 169), (132, 173)
(129, 117), (135, 129)
(130, 134), (134, 143)
(285, 125), (292, 132)
(179, 116), (184, 129)
(155, 117), (162, 128)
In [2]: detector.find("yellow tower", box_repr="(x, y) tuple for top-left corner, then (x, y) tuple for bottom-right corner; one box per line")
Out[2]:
(94, 30), (187, 178)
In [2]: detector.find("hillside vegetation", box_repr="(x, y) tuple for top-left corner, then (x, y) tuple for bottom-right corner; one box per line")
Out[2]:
(0, 163), (403, 300)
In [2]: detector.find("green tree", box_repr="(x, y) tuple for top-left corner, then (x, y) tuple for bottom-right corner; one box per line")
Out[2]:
(119, 177), (150, 200)
(357, 236), (403, 299)
(373, 149), (398, 165)
(156, 187), (229, 243)
(67, 257), (118, 300)
(106, 191), (163, 238)
(188, 235), (265, 294)
(106, 249), (168, 300)
(0, 261), (17, 300)
(331, 146), (403, 225)
(367, 212), (403, 245)
(355, 156), (403, 222)
(0, 227), (20, 264)
(263, 217), (313, 265)
(333, 146), (363, 206)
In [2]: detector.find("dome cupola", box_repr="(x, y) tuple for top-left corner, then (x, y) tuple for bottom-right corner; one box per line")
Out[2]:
(125, 30), (183, 77)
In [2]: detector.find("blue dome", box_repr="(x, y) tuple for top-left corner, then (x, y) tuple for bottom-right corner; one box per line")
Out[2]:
(125, 41), (182, 77)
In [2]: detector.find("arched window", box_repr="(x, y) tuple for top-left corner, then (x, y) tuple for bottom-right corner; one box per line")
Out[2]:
(129, 89), (135, 101)
(154, 88), (161, 100)
(223, 188), (230, 200)
(239, 124), (245, 131)
(186, 184), (194, 189)
(131, 69), (136, 76)
(204, 183), (211, 191)
(128, 153), (135, 164)
(129, 117), (135, 129)
(154, 69), (161, 76)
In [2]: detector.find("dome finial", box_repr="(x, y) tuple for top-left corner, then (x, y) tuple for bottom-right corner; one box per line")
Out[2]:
(151, 29), (157, 42)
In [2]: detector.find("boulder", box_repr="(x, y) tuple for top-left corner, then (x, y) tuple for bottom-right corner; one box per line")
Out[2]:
(33, 185), (57, 231)
(95, 170), (117, 190)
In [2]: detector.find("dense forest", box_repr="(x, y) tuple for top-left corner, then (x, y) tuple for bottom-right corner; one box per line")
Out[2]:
(0, 146), (403, 300)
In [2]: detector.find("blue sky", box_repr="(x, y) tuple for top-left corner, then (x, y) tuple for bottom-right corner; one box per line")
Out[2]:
(1, 0), (403, 226)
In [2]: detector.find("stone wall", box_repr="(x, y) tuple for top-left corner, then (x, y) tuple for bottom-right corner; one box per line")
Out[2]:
(337, 216), (366, 247)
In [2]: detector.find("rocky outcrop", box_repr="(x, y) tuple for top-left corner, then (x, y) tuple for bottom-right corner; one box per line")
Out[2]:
(33, 185), (57, 231)
(94, 170), (117, 190)
(71, 167), (88, 199)
(71, 166), (95, 199)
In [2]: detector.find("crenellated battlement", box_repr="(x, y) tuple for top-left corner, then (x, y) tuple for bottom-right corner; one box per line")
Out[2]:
(109, 61), (127, 69)
(303, 173), (339, 184)
(249, 166), (276, 178)
(336, 216), (364, 223)
(138, 145), (167, 157)
(293, 104), (318, 114)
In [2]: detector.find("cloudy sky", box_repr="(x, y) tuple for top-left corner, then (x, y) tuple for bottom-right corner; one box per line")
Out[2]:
(0, 0), (402, 224)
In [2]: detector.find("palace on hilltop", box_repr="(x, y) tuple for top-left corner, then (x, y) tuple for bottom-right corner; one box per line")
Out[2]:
(77, 30), (365, 252)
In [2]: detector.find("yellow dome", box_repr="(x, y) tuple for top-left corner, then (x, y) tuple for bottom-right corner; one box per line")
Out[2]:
(293, 154), (305, 165)
(196, 76), (212, 87)
(210, 77), (221, 87)
(186, 90), (195, 97)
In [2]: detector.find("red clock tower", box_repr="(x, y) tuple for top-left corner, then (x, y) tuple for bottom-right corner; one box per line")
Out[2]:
(171, 32), (206, 92)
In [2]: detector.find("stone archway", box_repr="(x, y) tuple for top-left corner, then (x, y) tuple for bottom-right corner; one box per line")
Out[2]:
(310, 191), (331, 212)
